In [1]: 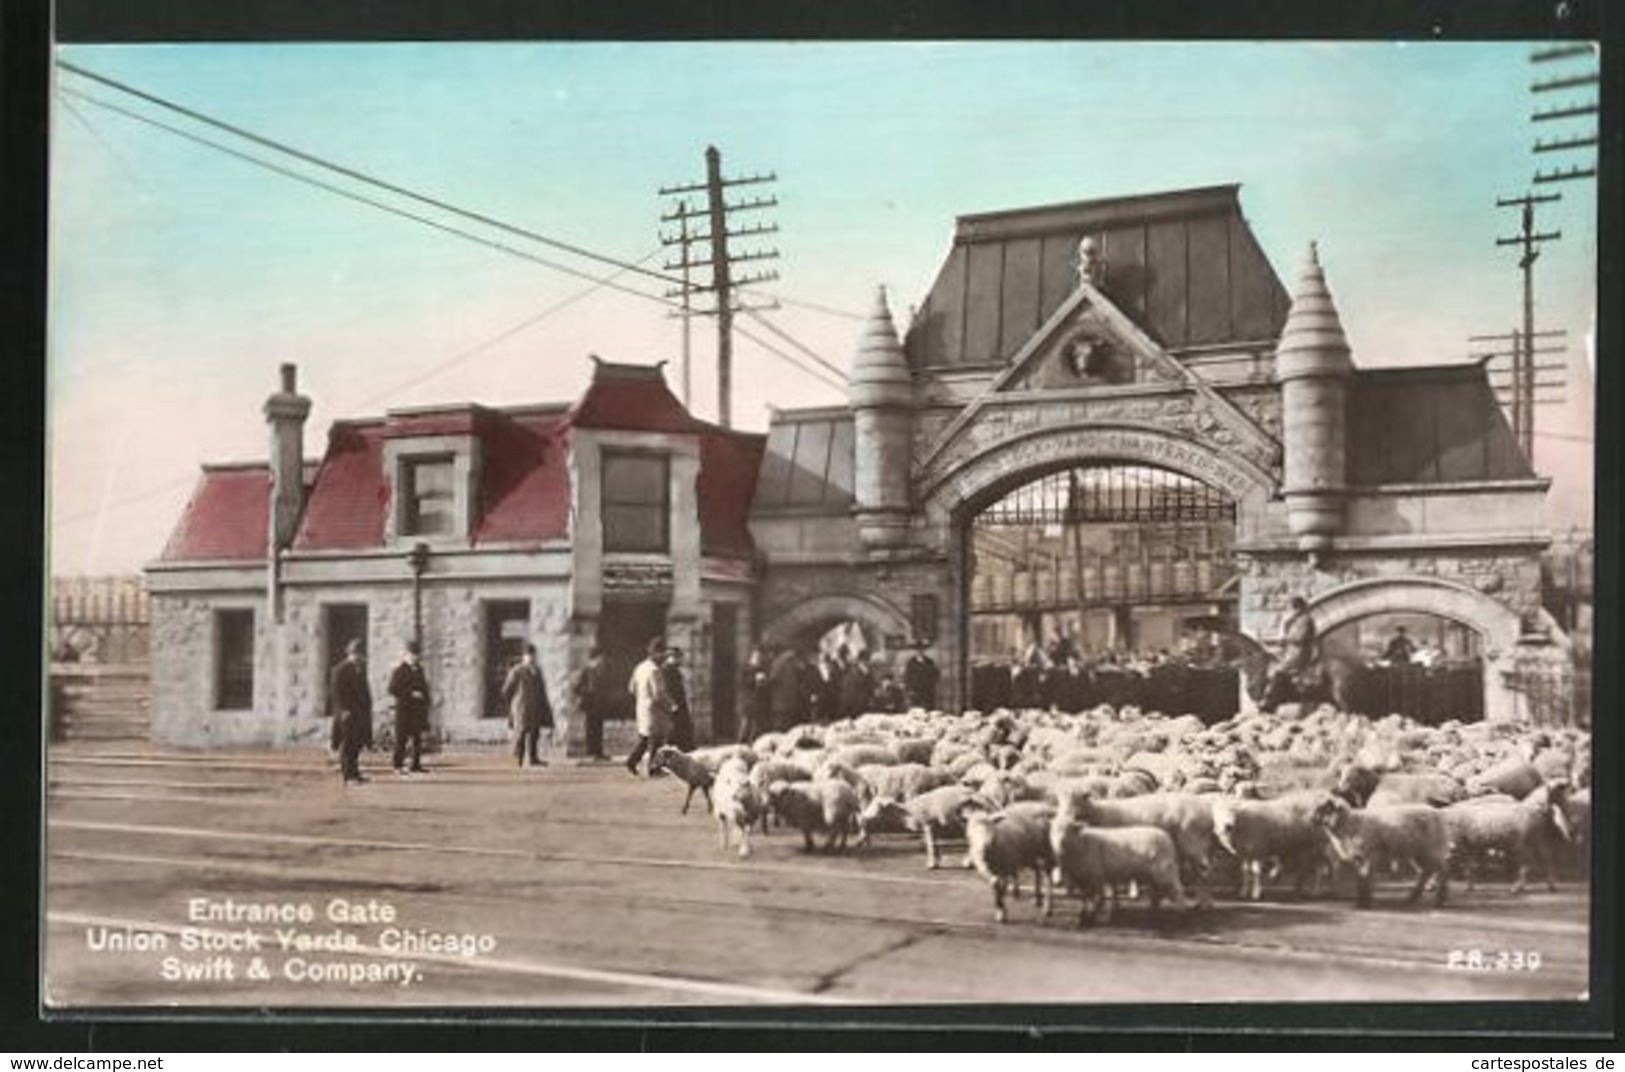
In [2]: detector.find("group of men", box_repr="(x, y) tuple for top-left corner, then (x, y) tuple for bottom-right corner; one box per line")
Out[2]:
(621, 636), (697, 777)
(326, 638), (434, 784)
(735, 642), (940, 743)
(324, 630), (928, 783)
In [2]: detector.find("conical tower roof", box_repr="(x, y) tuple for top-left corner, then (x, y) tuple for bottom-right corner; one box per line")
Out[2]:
(849, 285), (911, 405)
(1275, 242), (1353, 379)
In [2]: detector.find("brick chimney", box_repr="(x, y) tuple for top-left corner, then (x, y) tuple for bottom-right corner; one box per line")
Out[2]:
(262, 363), (311, 551)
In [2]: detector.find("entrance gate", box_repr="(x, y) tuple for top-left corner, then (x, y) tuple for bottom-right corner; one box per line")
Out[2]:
(967, 462), (1240, 716)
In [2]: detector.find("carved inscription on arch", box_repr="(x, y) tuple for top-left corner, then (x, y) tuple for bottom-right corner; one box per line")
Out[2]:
(930, 423), (1270, 512)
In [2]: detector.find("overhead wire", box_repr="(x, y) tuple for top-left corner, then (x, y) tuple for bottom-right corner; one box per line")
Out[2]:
(50, 73), (860, 529)
(56, 81), (857, 397)
(740, 306), (848, 381)
(56, 84), (680, 309)
(56, 59), (681, 289)
(733, 324), (847, 393)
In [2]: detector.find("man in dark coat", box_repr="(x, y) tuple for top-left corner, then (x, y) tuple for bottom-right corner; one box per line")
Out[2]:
(663, 647), (695, 751)
(387, 640), (431, 774)
(839, 657), (875, 721)
(573, 646), (611, 760)
(903, 645), (940, 710)
(329, 638), (373, 785)
(768, 646), (808, 732)
(502, 643), (553, 767)
(737, 646), (770, 744)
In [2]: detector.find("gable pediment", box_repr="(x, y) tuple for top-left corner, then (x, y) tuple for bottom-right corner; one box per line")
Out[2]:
(1009, 296), (1184, 392)
(918, 281), (1280, 481)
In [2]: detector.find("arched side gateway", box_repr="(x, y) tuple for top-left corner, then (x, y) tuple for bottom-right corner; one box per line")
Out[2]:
(760, 591), (913, 655)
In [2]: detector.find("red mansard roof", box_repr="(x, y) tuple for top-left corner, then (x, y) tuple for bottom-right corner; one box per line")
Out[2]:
(160, 464), (272, 562)
(293, 421), (389, 551)
(159, 363), (763, 562)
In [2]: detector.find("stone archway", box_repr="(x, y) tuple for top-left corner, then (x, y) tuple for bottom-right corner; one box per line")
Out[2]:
(1306, 576), (1532, 721)
(922, 420), (1278, 526)
(1307, 577), (1523, 655)
(762, 592), (913, 655)
(919, 419), (1280, 714)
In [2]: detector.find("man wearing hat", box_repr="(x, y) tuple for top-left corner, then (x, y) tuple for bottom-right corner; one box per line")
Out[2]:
(329, 638), (373, 784)
(626, 636), (671, 776)
(387, 639), (431, 775)
(663, 645), (694, 752)
(502, 642), (553, 767)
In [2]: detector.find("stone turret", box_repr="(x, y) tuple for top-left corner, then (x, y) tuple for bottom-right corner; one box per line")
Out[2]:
(849, 286), (913, 552)
(262, 363), (311, 552)
(1274, 243), (1353, 554)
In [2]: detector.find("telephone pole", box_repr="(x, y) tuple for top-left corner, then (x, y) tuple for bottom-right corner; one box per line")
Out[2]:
(659, 146), (779, 428)
(1469, 329), (1570, 444)
(1494, 193), (1561, 460)
(1530, 44), (1599, 186)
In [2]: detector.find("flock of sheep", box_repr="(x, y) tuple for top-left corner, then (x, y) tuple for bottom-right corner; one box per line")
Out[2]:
(649, 701), (1590, 927)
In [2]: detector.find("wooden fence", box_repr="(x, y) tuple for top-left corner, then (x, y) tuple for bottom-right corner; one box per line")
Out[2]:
(50, 575), (151, 665)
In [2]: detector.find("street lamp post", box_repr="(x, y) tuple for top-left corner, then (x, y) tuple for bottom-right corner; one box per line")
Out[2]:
(408, 542), (431, 650)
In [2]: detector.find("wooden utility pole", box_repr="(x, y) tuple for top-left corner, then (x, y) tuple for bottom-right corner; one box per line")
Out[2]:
(659, 146), (779, 428)
(1469, 329), (1569, 429)
(1530, 45), (1599, 185)
(1495, 193), (1561, 460)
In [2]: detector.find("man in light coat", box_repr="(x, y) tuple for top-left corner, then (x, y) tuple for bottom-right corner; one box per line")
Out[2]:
(626, 636), (670, 777)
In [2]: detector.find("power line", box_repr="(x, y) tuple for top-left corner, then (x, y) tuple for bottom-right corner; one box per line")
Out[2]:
(58, 83), (854, 401)
(734, 324), (846, 393)
(762, 293), (863, 321)
(56, 60), (681, 289)
(741, 307), (848, 381)
(349, 248), (667, 413)
(57, 85), (678, 310)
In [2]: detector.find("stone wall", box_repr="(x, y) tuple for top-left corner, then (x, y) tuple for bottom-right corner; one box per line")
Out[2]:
(151, 591), (281, 747)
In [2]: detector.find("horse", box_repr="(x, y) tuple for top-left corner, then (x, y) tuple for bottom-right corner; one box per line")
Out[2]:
(1213, 631), (1364, 715)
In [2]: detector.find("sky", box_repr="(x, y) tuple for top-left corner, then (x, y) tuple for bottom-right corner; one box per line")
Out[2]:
(47, 41), (1600, 576)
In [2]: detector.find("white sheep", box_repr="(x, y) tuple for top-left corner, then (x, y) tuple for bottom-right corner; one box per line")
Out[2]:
(1466, 756), (1545, 800)
(964, 808), (1055, 924)
(855, 783), (987, 868)
(824, 744), (900, 770)
(1365, 770), (1469, 808)
(854, 762), (955, 805)
(650, 745), (714, 815)
(1048, 815), (1185, 926)
(1311, 796), (1451, 908)
(1210, 791), (1332, 900)
(711, 757), (765, 857)
(685, 744), (757, 774)
(768, 778), (862, 853)
(1442, 781), (1571, 893)
(1062, 792), (1218, 907)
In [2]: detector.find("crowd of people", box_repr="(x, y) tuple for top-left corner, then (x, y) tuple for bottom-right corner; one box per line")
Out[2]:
(322, 631), (940, 784)
(735, 642), (941, 744)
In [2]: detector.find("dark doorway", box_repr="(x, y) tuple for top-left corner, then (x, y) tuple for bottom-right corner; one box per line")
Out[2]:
(711, 602), (739, 742)
(323, 603), (368, 702)
(597, 600), (669, 722)
(483, 600), (531, 720)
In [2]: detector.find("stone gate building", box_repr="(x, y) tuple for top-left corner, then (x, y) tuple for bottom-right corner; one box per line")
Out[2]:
(749, 184), (1567, 722)
(145, 183), (1572, 748)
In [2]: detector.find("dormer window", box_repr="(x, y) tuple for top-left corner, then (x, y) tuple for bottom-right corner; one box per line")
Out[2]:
(602, 450), (669, 553)
(381, 424), (482, 545)
(402, 455), (456, 537)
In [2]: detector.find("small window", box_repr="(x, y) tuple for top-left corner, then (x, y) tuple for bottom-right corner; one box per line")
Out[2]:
(602, 451), (670, 553)
(403, 456), (456, 537)
(911, 593), (939, 643)
(215, 609), (254, 710)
